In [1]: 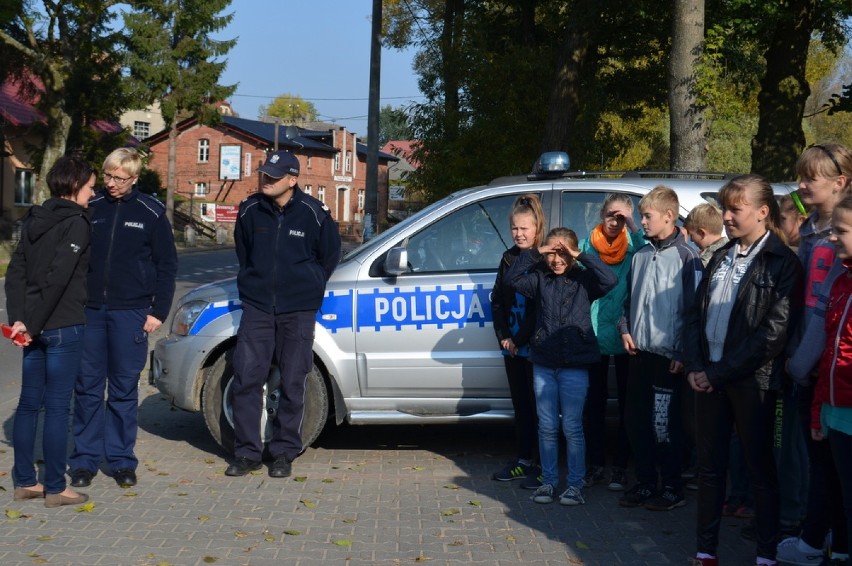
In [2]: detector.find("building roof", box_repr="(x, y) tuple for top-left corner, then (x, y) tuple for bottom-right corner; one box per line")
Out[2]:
(222, 116), (333, 152)
(0, 79), (46, 127)
(381, 140), (420, 169)
(145, 114), (399, 163)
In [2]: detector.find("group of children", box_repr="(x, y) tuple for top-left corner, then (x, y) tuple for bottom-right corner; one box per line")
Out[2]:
(489, 142), (852, 566)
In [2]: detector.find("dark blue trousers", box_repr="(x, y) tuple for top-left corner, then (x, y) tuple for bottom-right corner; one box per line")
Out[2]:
(69, 307), (148, 474)
(231, 303), (315, 462)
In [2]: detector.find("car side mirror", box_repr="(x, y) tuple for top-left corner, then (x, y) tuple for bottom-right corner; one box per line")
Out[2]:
(384, 247), (408, 276)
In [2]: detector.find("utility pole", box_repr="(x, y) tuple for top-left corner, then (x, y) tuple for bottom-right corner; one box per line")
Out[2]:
(363, 0), (381, 241)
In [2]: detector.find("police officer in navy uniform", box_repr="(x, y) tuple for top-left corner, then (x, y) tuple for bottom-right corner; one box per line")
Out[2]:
(225, 150), (341, 477)
(68, 148), (178, 489)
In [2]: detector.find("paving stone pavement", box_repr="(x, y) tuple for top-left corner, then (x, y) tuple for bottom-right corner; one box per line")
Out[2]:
(0, 374), (764, 566)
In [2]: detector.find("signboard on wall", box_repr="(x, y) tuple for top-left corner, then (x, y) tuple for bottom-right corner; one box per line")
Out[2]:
(215, 204), (239, 223)
(198, 203), (239, 223)
(389, 185), (406, 201)
(219, 144), (242, 180)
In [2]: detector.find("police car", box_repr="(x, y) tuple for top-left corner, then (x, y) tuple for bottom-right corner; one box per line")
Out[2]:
(149, 152), (797, 453)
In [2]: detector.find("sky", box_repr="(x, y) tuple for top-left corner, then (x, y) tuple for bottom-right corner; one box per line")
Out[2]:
(216, 1), (424, 137)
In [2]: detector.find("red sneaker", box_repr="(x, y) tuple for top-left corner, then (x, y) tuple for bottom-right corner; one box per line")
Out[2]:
(688, 557), (719, 566)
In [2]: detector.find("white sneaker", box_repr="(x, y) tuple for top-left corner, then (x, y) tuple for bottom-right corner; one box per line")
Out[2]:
(776, 536), (824, 566)
(559, 486), (585, 506)
(531, 483), (554, 504)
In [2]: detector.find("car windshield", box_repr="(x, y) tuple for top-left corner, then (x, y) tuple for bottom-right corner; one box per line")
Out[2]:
(341, 190), (473, 263)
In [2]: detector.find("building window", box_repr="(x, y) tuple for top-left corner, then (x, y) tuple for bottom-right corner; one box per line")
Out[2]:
(15, 169), (34, 205)
(333, 153), (340, 172)
(317, 185), (325, 203)
(345, 150), (352, 173)
(306, 155), (312, 169)
(133, 121), (150, 139)
(244, 153), (252, 177)
(194, 182), (208, 196)
(358, 189), (365, 211)
(198, 139), (210, 163)
(303, 184), (312, 196)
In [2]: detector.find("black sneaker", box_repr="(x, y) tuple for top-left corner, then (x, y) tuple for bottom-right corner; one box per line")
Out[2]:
(225, 457), (262, 477)
(643, 487), (686, 511)
(520, 468), (543, 490)
(583, 465), (606, 487)
(492, 461), (536, 482)
(619, 483), (654, 508)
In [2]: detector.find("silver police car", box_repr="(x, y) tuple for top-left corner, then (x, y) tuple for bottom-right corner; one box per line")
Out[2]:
(150, 153), (796, 453)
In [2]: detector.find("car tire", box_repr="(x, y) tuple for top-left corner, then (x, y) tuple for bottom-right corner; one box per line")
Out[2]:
(201, 348), (330, 455)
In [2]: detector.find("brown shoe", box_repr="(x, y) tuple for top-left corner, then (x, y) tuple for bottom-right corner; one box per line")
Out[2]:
(13, 486), (44, 500)
(44, 491), (89, 508)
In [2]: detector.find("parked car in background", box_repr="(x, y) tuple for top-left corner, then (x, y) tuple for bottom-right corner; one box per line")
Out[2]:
(150, 153), (797, 453)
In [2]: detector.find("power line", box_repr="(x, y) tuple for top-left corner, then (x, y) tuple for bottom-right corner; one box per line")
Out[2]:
(230, 93), (424, 102)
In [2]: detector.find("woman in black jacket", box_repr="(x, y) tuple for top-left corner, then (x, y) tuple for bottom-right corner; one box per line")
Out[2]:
(5, 156), (95, 508)
(683, 174), (804, 566)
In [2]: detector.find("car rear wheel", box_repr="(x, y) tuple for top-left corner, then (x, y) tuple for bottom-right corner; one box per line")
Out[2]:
(201, 348), (329, 455)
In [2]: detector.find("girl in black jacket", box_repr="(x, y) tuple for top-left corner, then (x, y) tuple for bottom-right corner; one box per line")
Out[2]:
(5, 156), (95, 508)
(490, 194), (546, 486)
(684, 174), (804, 566)
(507, 227), (617, 506)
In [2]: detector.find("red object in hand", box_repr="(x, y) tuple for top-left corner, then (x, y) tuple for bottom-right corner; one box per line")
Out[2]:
(1, 323), (28, 345)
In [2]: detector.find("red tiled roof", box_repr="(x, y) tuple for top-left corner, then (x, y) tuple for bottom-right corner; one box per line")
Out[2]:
(381, 140), (420, 169)
(0, 79), (45, 127)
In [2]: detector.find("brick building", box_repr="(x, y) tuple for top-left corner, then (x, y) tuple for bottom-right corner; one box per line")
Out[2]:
(143, 115), (398, 239)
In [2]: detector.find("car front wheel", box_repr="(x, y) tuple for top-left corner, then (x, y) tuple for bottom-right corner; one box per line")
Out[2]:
(201, 348), (329, 455)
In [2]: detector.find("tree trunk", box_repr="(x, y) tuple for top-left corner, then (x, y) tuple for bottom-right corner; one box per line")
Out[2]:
(166, 121), (177, 225)
(668, 0), (706, 171)
(751, 0), (814, 179)
(440, 0), (464, 142)
(540, 3), (598, 156)
(35, 101), (72, 205)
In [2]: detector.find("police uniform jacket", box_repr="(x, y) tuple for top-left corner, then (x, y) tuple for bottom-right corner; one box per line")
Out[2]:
(235, 187), (341, 314)
(86, 188), (178, 322)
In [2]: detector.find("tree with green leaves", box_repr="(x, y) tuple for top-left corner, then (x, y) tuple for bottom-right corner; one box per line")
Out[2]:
(0, 0), (127, 203)
(378, 105), (412, 146)
(124, 0), (237, 223)
(258, 94), (317, 123)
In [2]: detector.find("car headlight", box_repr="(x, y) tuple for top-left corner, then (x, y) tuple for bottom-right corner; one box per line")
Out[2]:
(171, 300), (209, 336)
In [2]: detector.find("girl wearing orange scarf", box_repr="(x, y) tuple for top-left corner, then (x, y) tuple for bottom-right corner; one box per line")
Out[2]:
(578, 193), (645, 491)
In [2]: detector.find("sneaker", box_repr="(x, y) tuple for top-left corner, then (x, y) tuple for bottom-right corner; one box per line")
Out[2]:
(492, 461), (536, 482)
(619, 483), (654, 508)
(688, 557), (719, 566)
(583, 465), (606, 487)
(607, 467), (626, 491)
(531, 483), (555, 504)
(643, 487), (686, 511)
(685, 477), (699, 491)
(520, 469), (543, 490)
(559, 486), (585, 506)
(776, 536), (824, 566)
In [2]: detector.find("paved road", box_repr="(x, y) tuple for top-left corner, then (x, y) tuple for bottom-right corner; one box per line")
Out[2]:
(0, 247), (760, 565)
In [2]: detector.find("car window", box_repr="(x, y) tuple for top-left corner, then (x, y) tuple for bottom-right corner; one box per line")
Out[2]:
(560, 191), (642, 241)
(403, 195), (518, 273)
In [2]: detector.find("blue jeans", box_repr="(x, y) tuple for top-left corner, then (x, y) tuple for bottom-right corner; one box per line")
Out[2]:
(69, 307), (148, 474)
(13, 325), (84, 494)
(533, 365), (588, 489)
